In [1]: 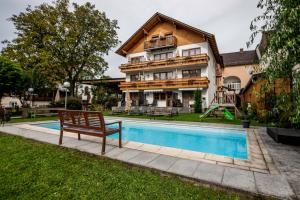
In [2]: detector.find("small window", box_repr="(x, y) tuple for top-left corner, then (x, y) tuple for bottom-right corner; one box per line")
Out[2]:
(154, 52), (173, 61)
(154, 54), (160, 61)
(154, 73), (160, 80)
(160, 73), (166, 80)
(131, 56), (144, 64)
(167, 52), (173, 58)
(182, 50), (189, 57)
(130, 74), (139, 81)
(182, 48), (201, 57)
(182, 69), (201, 78)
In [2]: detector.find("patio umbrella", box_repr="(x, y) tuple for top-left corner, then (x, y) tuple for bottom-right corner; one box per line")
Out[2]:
(125, 90), (132, 112)
(54, 88), (60, 102)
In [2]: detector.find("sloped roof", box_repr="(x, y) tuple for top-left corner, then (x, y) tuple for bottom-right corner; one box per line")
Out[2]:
(116, 12), (223, 65)
(221, 50), (258, 67)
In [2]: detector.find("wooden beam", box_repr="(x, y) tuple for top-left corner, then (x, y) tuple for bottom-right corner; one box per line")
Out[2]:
(143, 28), (149, 35)
(121, 49), (127, 55)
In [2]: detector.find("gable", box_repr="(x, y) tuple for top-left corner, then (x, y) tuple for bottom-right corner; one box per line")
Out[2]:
(127, 21), (206, 54)
(116, 12), (222, 65)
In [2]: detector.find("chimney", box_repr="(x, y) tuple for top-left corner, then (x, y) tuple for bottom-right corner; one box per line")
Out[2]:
(240, 48), (244, 53)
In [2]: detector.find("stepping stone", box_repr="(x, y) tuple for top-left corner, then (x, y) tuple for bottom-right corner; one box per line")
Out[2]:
(147, 155), (178, 171)
(222, 167), (256, 193)
(167, 158), (199, 177)
(193, 162), (225, 184)
(254, 172), (295, 198)
(128, 151), (159, 165)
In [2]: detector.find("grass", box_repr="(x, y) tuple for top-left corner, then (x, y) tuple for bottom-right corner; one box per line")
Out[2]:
(7, 112), (264, 126)
(0, 133), (262, 200)
(104, 111), (265, 126)
(8, 116), (58, 123)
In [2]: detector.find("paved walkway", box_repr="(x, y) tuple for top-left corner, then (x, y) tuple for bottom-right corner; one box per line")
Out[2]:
(0, 123), (296, 199)
(259, 128), (300, 199)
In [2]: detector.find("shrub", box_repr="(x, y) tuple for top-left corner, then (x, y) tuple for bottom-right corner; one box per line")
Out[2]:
(51, 97), (82, 110)
(194, 89), (202, 113)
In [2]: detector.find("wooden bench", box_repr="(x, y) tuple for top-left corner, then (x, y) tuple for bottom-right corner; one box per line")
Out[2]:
(58, 110), (122, 154)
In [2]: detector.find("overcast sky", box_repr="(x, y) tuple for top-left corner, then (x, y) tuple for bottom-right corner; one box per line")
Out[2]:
(0, 0), (262, 78)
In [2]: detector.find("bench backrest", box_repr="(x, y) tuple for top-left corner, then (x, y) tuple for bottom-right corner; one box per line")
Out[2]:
(58, 110), (106, 131)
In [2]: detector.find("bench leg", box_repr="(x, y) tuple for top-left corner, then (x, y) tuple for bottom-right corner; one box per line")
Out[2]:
(78, 133), (81, 140)
(59, 129), (63, 145)
(119, 130), (122, 148)
(101, 136), (106, 155)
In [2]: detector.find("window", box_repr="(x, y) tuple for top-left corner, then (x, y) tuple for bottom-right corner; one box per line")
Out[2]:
(154, 93), (166, 100)
(182, 48), (201, 57)
(153, 72), (173, 80)
(182, 69), (201, 78)
(130, 56), (144, 64)
(130, 74), (139, 81)
(153, 52), (173, 61)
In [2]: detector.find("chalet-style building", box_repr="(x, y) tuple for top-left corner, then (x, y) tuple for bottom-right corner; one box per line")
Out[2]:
(116, 12), (223, 111)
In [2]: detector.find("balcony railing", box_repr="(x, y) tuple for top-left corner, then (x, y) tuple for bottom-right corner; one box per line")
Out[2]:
(120, 54), (209, 73)
(119, 77), (209, 91)
(144, 36), (177, 51)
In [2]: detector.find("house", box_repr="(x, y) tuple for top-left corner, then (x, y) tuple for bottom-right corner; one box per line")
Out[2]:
(116, 12), (223, 111)
(219, 49), (259, 94)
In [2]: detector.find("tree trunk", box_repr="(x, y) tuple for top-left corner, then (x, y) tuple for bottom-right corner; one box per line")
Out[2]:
(70, 80), (76, 97)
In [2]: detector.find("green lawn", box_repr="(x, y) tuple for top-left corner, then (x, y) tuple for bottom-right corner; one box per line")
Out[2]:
(8, 116), (58, 123)
(0, 133), (263, 200)
(104, 111), (264, 126)
(8, 112), (264, 126)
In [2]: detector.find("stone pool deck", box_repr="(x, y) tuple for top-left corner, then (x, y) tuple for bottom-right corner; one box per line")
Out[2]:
(0, 119), (297, 199)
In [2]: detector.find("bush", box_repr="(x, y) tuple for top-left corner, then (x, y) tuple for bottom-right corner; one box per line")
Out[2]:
(194, 89), (202, 113)
(51, 97), (82, 110)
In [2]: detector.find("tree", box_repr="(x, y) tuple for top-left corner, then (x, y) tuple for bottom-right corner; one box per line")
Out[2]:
(248, 0), (300, 127)
(2, 0), (119, 96)
(194, 89), (202, 113)
(0, 56), (25, 99)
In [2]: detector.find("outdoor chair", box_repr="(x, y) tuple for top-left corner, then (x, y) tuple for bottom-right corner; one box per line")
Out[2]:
(58, 110), (122, 154)
(129, 106), (142, 115)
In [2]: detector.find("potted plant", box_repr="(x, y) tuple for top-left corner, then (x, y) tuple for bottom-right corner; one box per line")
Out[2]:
(242, 115), (250, 128)
(241, 103), (252, 128)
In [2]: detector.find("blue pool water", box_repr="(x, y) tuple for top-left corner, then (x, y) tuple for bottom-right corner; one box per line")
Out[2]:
(36, 121), (247, 159)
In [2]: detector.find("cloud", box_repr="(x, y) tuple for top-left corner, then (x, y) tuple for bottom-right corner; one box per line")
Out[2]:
(0, 0), (262, 78)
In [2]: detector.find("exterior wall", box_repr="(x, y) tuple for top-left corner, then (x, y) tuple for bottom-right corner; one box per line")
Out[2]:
(220, 64), (256, 88)
(206, 44), (217, 107)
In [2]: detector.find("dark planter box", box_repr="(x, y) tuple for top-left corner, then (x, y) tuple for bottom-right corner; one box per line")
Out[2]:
(267, 127), (300, 145)
(241, 120), (250, 128)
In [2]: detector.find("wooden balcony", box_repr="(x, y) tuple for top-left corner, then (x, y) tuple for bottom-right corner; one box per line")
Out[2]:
(119, 77), (209, 91)
(120, 54), (209, 73)
(144, 36), (177, 51)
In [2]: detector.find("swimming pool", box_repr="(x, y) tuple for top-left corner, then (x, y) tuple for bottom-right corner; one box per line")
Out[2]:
(36, 121), (247, 159)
